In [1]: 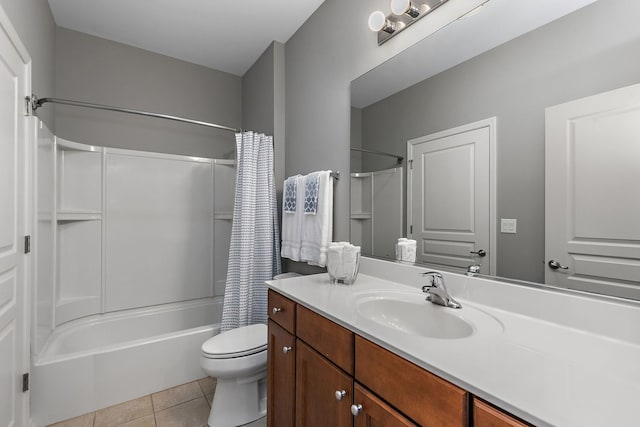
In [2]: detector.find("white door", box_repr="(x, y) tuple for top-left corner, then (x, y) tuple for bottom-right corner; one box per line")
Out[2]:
(408, 118), (495, 274)
(545, 84), (640, 300)
(0, 9), (31, 427)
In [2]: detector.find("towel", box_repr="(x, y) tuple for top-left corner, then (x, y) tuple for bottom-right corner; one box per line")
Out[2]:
(304, 172), (319, 214)
(395, 238), (417, 262)
(327, 242), (360, 284)
(327, 241), (349, 279)
(283, 176), (298, 213)
(281, 175), (304, 261)
(300, 171), (333, 267)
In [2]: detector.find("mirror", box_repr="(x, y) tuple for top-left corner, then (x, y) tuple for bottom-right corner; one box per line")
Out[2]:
(350, 0), (640, 297)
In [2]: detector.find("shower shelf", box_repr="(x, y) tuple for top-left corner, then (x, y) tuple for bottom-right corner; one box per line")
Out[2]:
(214, 212), (233, 220)
(57, 211), (102, 221)
(350, 213), (372, 220)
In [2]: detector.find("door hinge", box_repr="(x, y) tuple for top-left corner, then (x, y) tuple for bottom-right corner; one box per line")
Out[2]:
(24, 235), (31, 254)
(409, 225), (413, 234)
(22, 373), (29, 392)
(408, 159), (413, 170)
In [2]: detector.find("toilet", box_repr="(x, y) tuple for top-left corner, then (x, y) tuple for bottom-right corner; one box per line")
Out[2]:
(201, 323), (268, 427)
(201, 273), (299, 426)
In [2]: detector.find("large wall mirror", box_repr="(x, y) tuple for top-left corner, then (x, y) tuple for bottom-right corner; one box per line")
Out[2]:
(350, 0), (640, 300)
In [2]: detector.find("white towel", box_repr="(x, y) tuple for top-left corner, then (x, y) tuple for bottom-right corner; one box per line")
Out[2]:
(342, 244), (361, 277)
(327, 242), (346, 279)
(300, 171), (333, 267)
(396, 238), (416, 262)
(281, 175), (304, 261)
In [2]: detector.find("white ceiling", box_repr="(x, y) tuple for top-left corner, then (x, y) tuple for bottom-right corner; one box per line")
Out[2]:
(48, 0), (326, 76)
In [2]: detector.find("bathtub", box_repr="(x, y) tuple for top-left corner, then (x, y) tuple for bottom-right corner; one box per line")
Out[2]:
(31, 297), (223, 426)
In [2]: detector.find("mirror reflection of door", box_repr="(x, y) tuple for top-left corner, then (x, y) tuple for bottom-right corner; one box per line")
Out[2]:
(407, 118), (496, 275)
(545, 83), (640, 300)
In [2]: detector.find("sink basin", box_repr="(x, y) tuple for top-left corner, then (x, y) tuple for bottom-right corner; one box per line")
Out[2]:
(355, 291), (503, 339)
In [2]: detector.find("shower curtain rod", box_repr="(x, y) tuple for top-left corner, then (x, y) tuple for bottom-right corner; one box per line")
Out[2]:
(26, 95), (242, 133)
(350, 147), (404, 164)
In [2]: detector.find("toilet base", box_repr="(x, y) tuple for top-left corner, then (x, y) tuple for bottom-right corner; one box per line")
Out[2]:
(208, 376), (267, 427)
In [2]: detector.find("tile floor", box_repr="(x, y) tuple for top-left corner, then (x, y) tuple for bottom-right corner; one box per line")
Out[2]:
(48, 378), (266, 427)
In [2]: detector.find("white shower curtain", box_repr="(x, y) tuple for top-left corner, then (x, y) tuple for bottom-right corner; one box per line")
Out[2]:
(221, 131), (282, 331)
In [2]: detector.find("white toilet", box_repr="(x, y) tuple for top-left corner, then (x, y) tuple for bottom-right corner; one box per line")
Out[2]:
(201, 323), (268, 427)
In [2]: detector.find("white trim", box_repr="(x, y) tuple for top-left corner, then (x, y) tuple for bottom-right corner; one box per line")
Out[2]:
(407, 117), (497, 275)
(0, 3), (33, 425)
(0, 4), (31, 64)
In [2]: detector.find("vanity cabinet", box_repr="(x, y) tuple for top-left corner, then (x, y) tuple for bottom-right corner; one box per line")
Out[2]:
(269, 288), (524, 427)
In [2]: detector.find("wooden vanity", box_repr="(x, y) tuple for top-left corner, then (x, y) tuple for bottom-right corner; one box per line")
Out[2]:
(267, 289), (530, 427)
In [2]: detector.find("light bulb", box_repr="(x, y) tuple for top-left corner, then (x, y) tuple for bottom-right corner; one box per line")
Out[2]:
(390, 0), (410, 15)
(390, 0), (423, 18)
(368, 11), (387, 32)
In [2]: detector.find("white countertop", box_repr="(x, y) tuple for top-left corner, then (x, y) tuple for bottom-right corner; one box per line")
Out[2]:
(266, 264), (640, 427)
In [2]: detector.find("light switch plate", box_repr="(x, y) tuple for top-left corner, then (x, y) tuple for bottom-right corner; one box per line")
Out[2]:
(501, 218), (517, 234)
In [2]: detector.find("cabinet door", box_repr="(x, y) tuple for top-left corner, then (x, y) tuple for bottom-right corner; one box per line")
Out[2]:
(352, 383), (417, 427)
(268, 320), (296, 427)
(474, 399), (531, 427)
(296, 340), (353, 427)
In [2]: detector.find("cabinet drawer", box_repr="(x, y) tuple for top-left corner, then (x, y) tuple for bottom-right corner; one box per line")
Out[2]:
(473, 398), (531, 427)
(296, 305), (354, 374)
(355, 336), (468, 427)
(268, 290), (296, 334)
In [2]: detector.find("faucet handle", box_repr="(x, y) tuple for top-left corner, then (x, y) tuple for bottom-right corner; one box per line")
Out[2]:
(420, 271), (442, 290)
(420, 271), (442, 278)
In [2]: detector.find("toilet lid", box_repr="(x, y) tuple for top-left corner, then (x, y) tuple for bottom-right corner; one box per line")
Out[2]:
(202, 324), (267, 358)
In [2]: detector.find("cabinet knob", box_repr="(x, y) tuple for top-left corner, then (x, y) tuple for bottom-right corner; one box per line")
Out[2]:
(351, 404), (363, 416)
(272, 307), (282, 314)
(282, 346), (292, 354)
(335, 390), (347, 401)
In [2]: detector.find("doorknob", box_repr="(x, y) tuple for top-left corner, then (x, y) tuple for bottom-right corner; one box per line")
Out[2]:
(470, 249), (487, 257)
(548, 260), (569, 270)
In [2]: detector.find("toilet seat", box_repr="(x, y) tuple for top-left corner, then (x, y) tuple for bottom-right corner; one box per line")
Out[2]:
(202, 323), (267, 359)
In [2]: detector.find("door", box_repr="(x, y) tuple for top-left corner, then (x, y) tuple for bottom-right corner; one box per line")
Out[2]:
(295, 340), (353, 427)
(0, 10), (31, 427)
(407, 118), (495, 274)
(545, 83), (640, 299)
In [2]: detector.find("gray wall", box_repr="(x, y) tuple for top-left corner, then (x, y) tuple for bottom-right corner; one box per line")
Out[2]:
(0, 0), (56, 129)
(358, 0), (640, 282)
(285, 0), (458, 246)
(55, 27), (242, 158)
(242, 41), (286, 192)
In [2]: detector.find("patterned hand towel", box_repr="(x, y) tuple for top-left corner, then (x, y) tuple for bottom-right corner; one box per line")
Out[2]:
(300, 171), (333, 267)
(304, 172), (319, 214)
(283, 176), (298, 213)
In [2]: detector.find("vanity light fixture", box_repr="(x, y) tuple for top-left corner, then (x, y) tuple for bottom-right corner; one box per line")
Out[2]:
(368, 11), (397, 34)
(369, 0), (450, 45)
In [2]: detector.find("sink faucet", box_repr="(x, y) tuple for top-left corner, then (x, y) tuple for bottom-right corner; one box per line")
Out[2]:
(421, 272), (462, 309)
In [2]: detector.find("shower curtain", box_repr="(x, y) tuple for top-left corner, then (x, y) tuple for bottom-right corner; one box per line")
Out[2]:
(221, 131), (282, 331)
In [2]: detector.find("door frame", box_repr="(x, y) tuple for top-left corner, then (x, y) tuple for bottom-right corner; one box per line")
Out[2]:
(0, 4), (33, 426)
(407, 117), (497, 275)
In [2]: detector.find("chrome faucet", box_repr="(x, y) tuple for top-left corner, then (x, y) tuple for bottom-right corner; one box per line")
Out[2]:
(421, 271), (462, 309)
